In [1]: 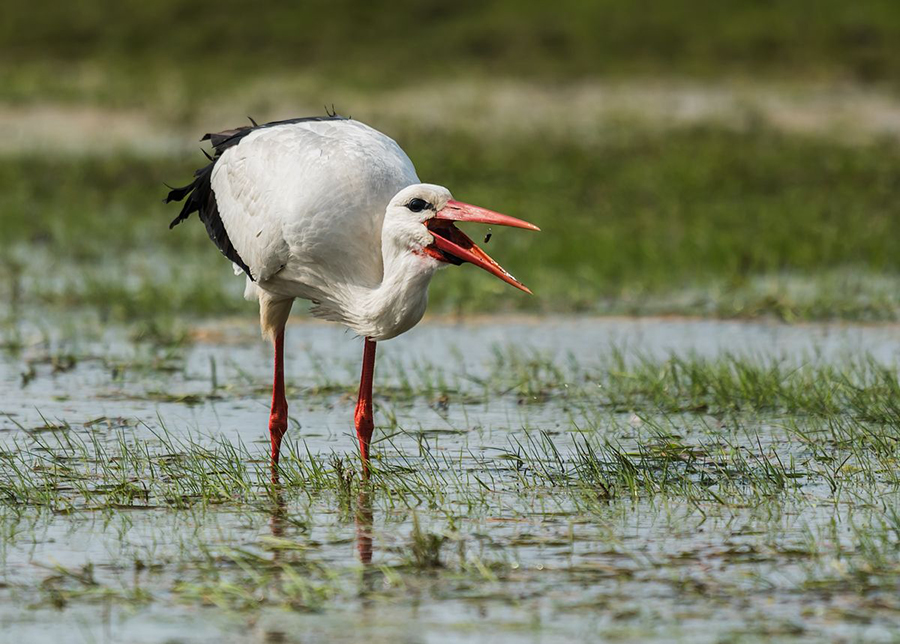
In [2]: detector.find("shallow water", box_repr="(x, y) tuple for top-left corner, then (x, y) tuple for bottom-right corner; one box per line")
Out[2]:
(2, 316), (900, 643)
(6, 315), (900, 442)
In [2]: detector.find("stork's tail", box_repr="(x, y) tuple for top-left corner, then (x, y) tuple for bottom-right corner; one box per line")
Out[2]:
(163, 157), (253, 279)
(164, 162), (215, 230)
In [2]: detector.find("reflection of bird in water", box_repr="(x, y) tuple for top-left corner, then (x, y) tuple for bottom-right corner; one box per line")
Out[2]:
(166, 116), (538, 475)
(355, 488), (374, 565)
(267, 474), (378, 605)
(355, 487), (381, 602)
(269, 473), (374, 566)
(269, 488), (287, 540)
(268, 485), (288, 571)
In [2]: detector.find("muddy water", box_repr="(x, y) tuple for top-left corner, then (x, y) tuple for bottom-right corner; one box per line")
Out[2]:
(2, 316), (900, 643)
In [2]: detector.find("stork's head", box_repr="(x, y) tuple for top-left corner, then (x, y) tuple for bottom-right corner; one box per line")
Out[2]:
(383, 183), (539, 293)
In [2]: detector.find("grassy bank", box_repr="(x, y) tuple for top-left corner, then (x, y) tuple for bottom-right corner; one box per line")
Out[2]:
(2, 123), (900, 322)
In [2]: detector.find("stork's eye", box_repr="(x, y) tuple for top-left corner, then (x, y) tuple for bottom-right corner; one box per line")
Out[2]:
(406, 198), (429, 213)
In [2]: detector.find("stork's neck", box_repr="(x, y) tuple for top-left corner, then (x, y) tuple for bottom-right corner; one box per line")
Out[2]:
(338, 232), (439, 341)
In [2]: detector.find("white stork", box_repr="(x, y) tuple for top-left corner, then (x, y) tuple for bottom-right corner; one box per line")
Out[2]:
(166, 116), (538, 470)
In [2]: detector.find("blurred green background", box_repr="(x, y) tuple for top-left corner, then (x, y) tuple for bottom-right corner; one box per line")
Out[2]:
(4, 0), (900, 324)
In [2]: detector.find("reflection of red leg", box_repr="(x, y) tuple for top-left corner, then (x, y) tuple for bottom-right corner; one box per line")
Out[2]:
(269, 326), (289, 467)
(356, 490), (373, 565)
(354, 338), (377, 471)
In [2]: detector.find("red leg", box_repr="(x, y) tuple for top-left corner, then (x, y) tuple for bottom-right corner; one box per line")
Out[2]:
(269, 326), (289, 467)
(354, 338), (377, 470)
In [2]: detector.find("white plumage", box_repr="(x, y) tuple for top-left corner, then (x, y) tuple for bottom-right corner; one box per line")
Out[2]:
(212, 119), (424, 340)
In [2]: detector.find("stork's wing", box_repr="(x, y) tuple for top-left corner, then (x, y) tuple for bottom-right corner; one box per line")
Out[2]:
(167, 117), (419, 287)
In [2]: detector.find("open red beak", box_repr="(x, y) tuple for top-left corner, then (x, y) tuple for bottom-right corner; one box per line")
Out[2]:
(426, 200), (539, 294)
